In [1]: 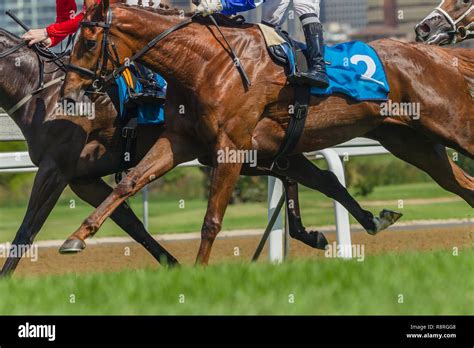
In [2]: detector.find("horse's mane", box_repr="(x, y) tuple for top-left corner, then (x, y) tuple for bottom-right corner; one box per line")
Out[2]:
(116, 3), (250, 27)
(119, 2), (193, 17)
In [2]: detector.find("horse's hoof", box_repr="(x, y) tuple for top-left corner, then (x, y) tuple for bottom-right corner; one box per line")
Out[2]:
(382, 209), (403, 223)
(59, 239), (86, 254)
(368, 209), (403, 235)
(302, 231), (329, 250)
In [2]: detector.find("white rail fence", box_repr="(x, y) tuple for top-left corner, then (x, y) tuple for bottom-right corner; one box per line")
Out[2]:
(0, 113), (389, 261)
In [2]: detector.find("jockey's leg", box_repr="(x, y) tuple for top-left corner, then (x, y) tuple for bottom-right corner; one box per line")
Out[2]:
(261, 0), (291, 27)
(293, 0), (329, 88)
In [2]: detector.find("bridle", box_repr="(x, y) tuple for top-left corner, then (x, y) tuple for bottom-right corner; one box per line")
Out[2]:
(433, 0), (474, 44)
(66, 8), (251, 92)
(67, 8), (116, 91)
(67, 8), (196, 92)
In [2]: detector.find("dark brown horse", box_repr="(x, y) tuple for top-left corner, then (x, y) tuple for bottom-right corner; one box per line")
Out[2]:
(60, 1), (473, 264)
(0, 28), (181, 276)
(416, 0), (474, 45)
(0, 26), (397, 275)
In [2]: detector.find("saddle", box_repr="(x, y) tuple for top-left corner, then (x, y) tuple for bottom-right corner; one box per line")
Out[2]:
(257, 23), (308, 78)
(195, 14), (250, 27)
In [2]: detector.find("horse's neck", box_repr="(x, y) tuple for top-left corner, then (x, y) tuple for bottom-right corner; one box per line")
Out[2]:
(0, 53), (58, 139)
(116, 9), (204, 88)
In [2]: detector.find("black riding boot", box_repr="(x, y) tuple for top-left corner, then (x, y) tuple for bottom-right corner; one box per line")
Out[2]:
(297, 19), (329, 88)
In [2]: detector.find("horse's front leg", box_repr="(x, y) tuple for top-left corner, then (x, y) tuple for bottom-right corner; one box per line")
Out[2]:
(1, 158), (67, 277)
(60, 134), (200, 253)
(67, 178), (178, 265)
(196, 145), (243, 265)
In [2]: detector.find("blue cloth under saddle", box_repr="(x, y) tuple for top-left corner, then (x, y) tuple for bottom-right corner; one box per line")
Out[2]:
(281, 41), (390, 101)
(115, 65), (166, 125)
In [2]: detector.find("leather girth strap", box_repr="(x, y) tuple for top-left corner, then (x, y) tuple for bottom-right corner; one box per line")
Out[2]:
(115, 117), (138, 184)
(271, 84), (311, 170)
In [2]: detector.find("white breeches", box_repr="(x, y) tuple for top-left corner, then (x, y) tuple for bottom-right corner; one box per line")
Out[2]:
(262, 0), (320, 26)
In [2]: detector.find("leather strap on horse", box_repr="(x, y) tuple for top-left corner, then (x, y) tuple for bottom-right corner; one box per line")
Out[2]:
(103, 16), (196, 85)
(207, 14), (251, 88)
(271, 85), (310, 170)
(6, 11), (68, 72)
(7, 77), (64, 115)
(115, 117), (138, 184)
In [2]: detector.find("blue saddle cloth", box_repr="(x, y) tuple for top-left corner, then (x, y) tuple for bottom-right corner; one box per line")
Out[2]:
(281, 41), (390, 101)
(115, 65), (166, 125)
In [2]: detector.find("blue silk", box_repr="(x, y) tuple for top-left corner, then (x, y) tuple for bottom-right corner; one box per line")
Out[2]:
(221, 0), (265, 15)
(115, 65), (166, 125)
(282, 41), (390, 101)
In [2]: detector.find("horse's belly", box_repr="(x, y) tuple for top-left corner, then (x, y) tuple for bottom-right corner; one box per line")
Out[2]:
(253, 98), (381, 156)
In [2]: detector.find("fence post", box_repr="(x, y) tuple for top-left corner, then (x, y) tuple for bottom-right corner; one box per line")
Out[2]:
(318, 149), (353, 259)
(268, 176), (284, 263)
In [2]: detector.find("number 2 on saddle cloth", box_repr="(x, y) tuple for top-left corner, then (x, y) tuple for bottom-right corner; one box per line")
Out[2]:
(115, 63), (167, 126)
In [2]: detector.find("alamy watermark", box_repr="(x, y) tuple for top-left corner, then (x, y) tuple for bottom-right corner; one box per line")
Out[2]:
(18, 322), (55, 341)
(0, 243), (38, 262)
(324, 242), (365, 262)
(54, 99), (96, 120)
(380, 100), (421, 120)
(217, 147), (257, 167)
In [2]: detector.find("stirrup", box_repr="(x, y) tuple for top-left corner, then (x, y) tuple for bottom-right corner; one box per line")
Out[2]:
(287, 71), (329, 88)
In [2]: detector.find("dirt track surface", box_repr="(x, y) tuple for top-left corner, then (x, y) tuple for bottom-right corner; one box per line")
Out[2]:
(13, 224), (474, 277)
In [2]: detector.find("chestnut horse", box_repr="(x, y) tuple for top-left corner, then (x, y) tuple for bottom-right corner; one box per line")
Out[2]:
(416, 0), (474, 45)
(60, 1), (473, 264)
(0, 27), (399, 275)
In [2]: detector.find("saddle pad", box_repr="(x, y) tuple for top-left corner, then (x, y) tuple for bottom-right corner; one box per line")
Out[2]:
(281, 41), (390, 101)
(312, 41), (390, 101)
(257, 23), (286, 47)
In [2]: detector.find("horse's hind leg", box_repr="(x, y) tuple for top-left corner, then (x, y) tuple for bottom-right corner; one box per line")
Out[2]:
(205, 158), (329, 249)
(68, 178), (178, 265)
(60, 134), (201, 253)
(273, 154), (403, 238)
(366, 124), (474, 207)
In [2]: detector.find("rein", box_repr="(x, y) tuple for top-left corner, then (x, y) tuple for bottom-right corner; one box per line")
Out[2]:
(6, 77), (64, 115)
(103, 13), (196, 86)
(434, 0), (474, 43)
(67, 9), (195, 90)
(208, 14), (251, 87)
(0, 41), (27, 58)
(69, 9), (251, 91)
(0, 41), (65, 115)
(0, 11), (71, 115)
(5, 11), (69, 72)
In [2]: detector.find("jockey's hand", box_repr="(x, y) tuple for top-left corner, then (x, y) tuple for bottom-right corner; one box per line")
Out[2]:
(195, 0), (223, 16)
(22, 29), (52, 47)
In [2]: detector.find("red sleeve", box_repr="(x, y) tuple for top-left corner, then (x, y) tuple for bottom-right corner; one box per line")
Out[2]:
(54, 0), (77, 23)
(46, 0), (102, 47)
(47, 12), (84, 46)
